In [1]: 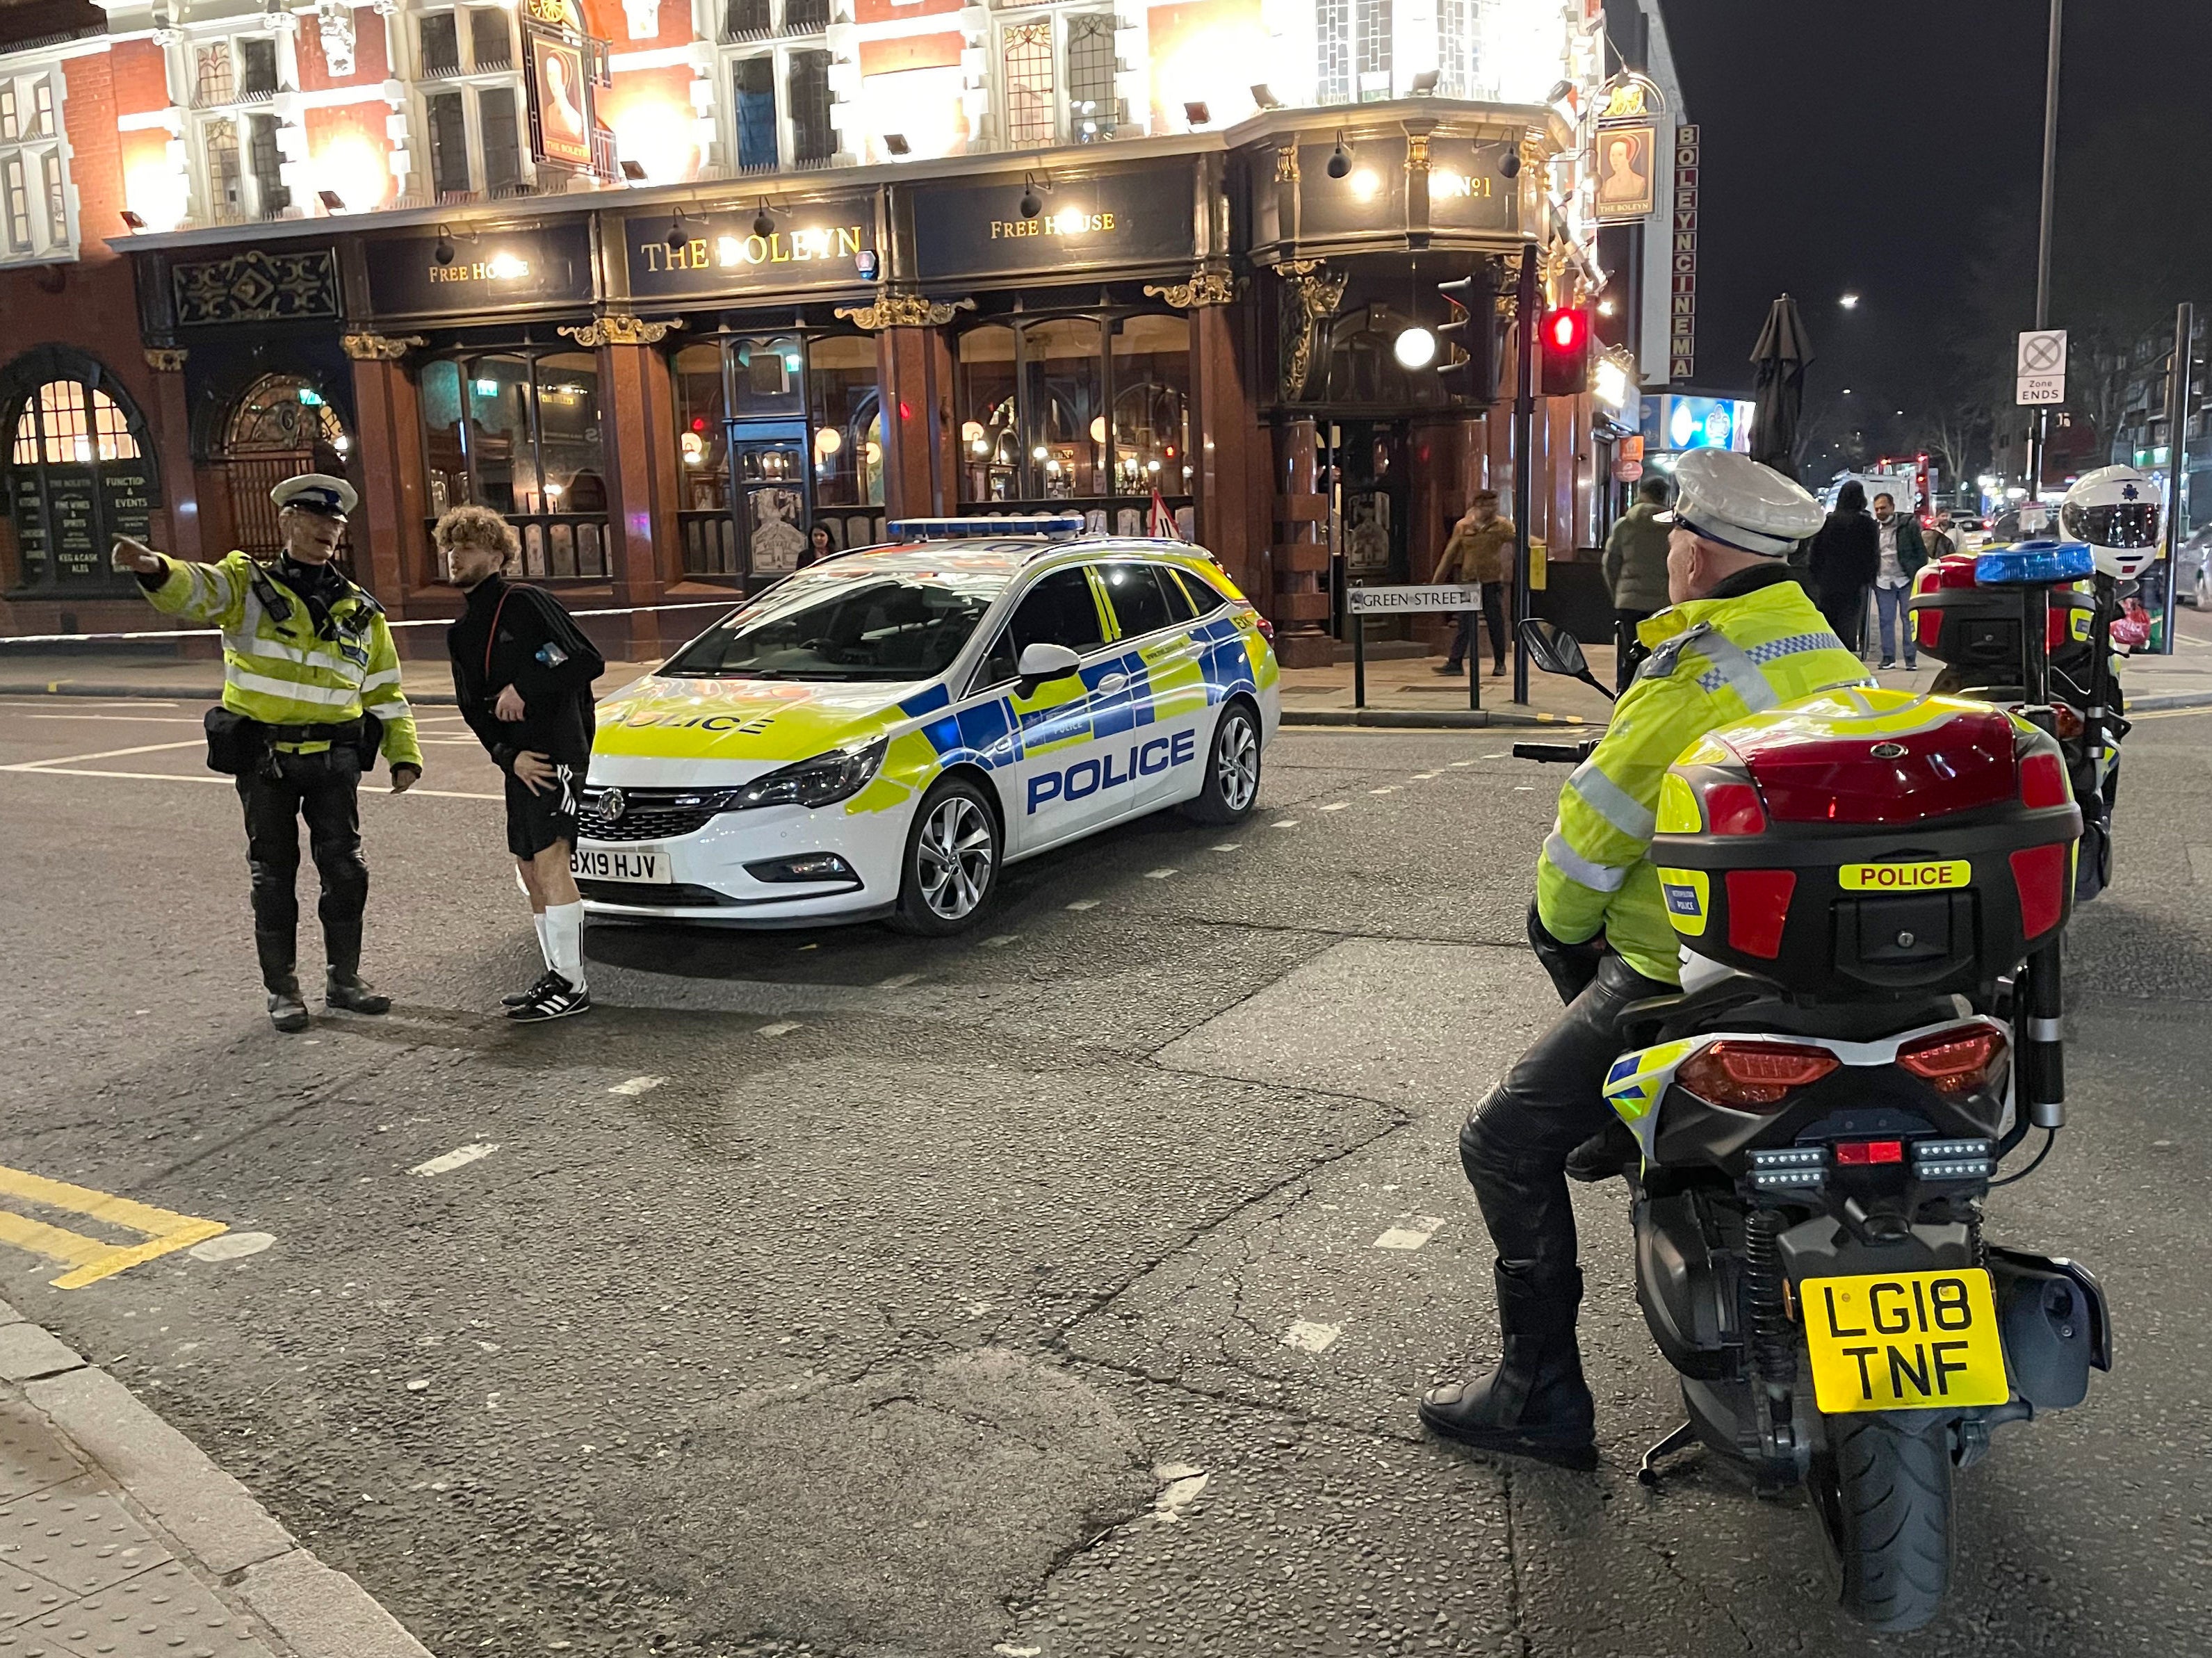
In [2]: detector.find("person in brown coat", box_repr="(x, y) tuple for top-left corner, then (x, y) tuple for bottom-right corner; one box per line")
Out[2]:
(1432, 489), (1516, 676)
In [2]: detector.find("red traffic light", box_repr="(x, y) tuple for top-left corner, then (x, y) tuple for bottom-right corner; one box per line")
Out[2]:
(1539, 306), (1592, 396)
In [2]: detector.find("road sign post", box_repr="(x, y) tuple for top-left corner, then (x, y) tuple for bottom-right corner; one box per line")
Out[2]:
(1347, 585), (1488, 711)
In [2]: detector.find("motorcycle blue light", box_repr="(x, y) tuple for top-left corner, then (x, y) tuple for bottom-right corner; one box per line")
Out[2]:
(1974, 540), (2095, 587)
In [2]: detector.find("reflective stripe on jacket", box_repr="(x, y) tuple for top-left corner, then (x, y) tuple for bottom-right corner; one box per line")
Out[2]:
(1536, 574), (1871, 984)
(140, 551), (423, 770)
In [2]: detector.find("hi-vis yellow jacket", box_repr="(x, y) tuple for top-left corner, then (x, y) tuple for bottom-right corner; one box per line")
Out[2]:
(1537, 573), (1871, 983)
(140, 551), (423, 770)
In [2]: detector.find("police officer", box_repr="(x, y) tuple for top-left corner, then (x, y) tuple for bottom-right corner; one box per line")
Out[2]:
(1418, 450), (1871, 1468)
(112, 475), (423, 1032)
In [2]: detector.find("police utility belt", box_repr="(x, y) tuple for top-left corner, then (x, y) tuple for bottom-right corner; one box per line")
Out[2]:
(202, 562), (386, 779)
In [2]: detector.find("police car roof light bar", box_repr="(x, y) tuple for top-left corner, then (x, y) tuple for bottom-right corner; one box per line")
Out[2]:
(889, 514), (1089, 540)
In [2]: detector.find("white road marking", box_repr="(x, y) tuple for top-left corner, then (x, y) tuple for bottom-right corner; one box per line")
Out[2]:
(1284, 1320), (1341, 1354)
(1369, 787), (1397, 795)
(1373, 1215), (1447, 1251)
(1481, 752), (1504, 759)
(1271, 819), (1299, 829)
(758, 1021), (802, 1037)
(1210, 842), (1240, 852)
(1152, 1462), (1210, 1524)
(1450, 759), (1474, 767)
(4, 765), (504, 800)
(1, 738), (205, 770)
(608, 1075), (668, 1097)
(1318, 802), (1349, 812)
(1513, 785), (1536, 792)
(188, 1231), (275, 1262)
(877, 971), (922, 988)
(410, 1142), (499, 1177)
(1144, 867), (1178, 879)
(27, 713), (206, 724)
(1412, 770), (1440, 779)
(1064, 900), (1100, 911)
(0, 699), (181, 710)
(980, 934), (1018, 948)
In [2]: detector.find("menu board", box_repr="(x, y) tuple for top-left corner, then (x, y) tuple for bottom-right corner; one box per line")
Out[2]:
(10, 471), (47, 584)
(101, 462), (154, 544)
(44, 464), (100, 583)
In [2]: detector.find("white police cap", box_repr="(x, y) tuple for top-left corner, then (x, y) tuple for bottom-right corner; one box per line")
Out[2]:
(1659, 449), (1824, 558)
(270, 473), (357, 520)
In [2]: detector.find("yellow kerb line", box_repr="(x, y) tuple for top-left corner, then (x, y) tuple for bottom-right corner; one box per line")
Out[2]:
(0, 1165), (228, 1290)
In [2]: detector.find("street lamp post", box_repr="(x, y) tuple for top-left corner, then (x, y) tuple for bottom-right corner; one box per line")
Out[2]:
(2024, 0), (2063, 501)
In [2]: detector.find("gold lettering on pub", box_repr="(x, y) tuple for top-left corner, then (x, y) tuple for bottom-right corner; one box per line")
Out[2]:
(989, 209), (1118, 240)
(640, 223), (868, 273)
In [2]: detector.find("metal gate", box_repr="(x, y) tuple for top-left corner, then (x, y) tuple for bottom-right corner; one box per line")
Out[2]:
(220, 376), (352, 567)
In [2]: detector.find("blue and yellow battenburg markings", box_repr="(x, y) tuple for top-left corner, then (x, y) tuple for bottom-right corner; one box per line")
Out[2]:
(1602, 1039), (1698, 1161)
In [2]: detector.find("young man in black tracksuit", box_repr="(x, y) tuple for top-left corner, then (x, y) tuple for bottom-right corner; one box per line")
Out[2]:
(438, 506), (605, 1020)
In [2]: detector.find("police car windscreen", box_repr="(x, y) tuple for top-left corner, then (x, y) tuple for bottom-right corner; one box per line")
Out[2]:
(661, 569), (1012, 681)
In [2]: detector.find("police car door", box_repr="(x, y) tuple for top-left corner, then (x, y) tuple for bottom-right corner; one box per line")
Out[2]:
(1093, 560), (1210, 812)
(968, 564), (1122, 853)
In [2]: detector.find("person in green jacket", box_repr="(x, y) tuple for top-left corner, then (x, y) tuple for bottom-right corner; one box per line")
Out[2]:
(1602, 477), (1673, 690)
(1418, 449), (1870, 1470)
(112, 474), (421, 1032)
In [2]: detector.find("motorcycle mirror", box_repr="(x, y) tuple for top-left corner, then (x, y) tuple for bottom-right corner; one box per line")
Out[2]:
(1517, 618), (1617, 702)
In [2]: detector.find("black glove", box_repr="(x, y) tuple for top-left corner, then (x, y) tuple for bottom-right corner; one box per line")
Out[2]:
(1528, 902), (1605, 1006)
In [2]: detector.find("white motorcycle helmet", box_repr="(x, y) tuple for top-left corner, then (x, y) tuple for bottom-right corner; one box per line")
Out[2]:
(2058, 465), (2162, 580)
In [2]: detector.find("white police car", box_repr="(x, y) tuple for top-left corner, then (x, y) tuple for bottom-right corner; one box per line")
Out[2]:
(574, 517), (1281, 932)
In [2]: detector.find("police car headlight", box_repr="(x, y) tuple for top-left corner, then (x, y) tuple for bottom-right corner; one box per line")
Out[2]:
(717, 736), (888, 813)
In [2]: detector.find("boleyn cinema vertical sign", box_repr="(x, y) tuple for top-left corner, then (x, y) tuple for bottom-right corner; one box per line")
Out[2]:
(1670, 124), (1698, 382)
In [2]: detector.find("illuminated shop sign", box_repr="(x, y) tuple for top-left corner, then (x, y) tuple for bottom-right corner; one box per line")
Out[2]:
(911, 165), (1194, 282)
(624, 200), (877, 298)
(365, 221), (594, 316)
(1641, 393), (1755, 454)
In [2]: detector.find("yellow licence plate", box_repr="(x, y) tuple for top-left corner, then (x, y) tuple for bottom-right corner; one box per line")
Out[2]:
(1800, 1269), (2009, 1413)
(1839, 859), (1971, 892)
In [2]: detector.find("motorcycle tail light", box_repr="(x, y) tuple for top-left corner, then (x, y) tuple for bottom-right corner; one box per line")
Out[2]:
(1725, 869), (1796, 959)
(1896, 1026), (2008, 1096)
(2010, 843), (2068, 938)
(1678, 1040), (1839, 1110)
(1915, 608), (1944, 652)
(1911, 1137), (1997, 1181)
(1834, 1139), (1905, 1166)
(1705, 782), (1767, 835)
(2050, 704), (2084, 741)
(2019, 749), (2069, 808)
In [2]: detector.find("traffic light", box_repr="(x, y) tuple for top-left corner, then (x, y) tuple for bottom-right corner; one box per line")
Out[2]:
(1539, 305), (1592, 396)
(1435, 268), (1497, 404)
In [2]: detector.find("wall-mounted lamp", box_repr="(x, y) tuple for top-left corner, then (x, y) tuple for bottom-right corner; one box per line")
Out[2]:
(434, 225), (456, 265)
(752, 197), (775, 238)
(1326, 133), (1353, 180)
(665, 209), (687, 252)
(1019, 170), (1053, 220)
(883, 132), (910, 156)
(1182, 101), (1210, 127)
(1250, 83), (1280, 110)
(119, 209), (147, 231)
(316, 190), (345, 213)
(619, 159), (646, 181)
(1500, 147), (1521, 180)
(1409, 70), (1440, 95)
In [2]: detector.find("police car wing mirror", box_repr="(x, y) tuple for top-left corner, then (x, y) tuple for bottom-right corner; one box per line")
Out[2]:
(1518, 618), (1615, 701)
(1016, 641), (1083, 690)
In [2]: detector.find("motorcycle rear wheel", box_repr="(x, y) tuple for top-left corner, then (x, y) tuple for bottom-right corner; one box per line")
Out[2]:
(1812, 1415), (1953, 1633)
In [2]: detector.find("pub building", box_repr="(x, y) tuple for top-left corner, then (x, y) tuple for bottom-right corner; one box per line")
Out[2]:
(0, 0), (1681, 670)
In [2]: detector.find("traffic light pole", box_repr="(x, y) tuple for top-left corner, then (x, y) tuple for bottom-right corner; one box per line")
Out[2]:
(1511, 243), (1540, 705)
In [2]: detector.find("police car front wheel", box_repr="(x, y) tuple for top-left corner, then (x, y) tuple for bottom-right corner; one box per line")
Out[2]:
(1182, 701), (1262, 826)
(893, 776), (1000, 934)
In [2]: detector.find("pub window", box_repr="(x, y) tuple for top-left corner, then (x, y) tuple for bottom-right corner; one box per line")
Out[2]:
(246, 114), (288, 217)
(1438, 0), (1470, 98)
(958, 313), (1189, 512)
(1000, 22), (1052, 149)
(1353, 0), (1392, 98)
(419, 13), (462, 75)
(722, 0), (772, 39)
(0, 70), (72, 261)
(469, 7), (514, 70)
(421, 351), (608, 579)
(1064, 14), (1118, 141)
(3, 366), (154, 595)
(807, 332), (881, 508)
(784, 0), (830, 32)
(425, 92), (470, 195)
(480, 86), (521, 193)
(238, 37), (279, 98)
(193, 44), (235, 106)
(788, 50), (832, 164)
(204, 118), (243, 218)
(733, 57), (776, 170)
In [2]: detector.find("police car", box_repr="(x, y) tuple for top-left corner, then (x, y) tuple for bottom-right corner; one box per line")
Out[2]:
(572, 517), (1281, 932)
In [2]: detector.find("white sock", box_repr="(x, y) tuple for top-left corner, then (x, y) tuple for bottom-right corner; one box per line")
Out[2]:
(531, 911), (552, 970)
(546, 902), (585, 991)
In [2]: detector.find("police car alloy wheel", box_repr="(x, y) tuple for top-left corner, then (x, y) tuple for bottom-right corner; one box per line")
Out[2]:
(894, 776), (1000, 934)
(1182, 701), (1263, 825)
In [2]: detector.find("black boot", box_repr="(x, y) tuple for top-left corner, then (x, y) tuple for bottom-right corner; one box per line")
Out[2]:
(1418, 1265), (1597, 1470)
(1566, 1117), (1641, 1184)
(322, 920), (390, 1015)
(254, 930), (309, 1032)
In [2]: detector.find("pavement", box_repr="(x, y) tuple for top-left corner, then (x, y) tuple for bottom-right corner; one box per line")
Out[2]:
(0, 690), (2209, 1655)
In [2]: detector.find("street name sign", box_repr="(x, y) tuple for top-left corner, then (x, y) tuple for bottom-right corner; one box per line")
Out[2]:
(1347, 584), (1485, 613)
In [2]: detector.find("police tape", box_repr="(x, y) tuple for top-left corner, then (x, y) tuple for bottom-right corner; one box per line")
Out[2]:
(0, 598), (747, 648)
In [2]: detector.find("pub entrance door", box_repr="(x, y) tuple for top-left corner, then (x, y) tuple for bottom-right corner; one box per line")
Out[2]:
(1325, 419), (1411, 639)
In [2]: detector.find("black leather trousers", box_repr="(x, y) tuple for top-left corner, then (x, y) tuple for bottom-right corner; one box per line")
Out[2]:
(236, 747), (368, 989)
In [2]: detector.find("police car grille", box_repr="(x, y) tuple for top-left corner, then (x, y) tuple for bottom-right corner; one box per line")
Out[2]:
(577, 803), (719, 841)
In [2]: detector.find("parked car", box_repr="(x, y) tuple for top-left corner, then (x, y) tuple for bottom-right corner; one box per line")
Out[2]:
(2177, 526), (2212, 608)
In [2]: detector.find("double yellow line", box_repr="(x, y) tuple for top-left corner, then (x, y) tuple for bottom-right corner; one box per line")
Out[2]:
(0, 1166), (227, 1290)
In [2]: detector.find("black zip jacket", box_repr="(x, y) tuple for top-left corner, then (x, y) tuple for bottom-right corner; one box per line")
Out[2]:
(446, 575), (604, 770)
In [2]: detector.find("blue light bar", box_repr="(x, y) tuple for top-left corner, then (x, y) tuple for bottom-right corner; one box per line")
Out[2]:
(888, 514), (1088, 540)
(1975, 539), (2095, 587)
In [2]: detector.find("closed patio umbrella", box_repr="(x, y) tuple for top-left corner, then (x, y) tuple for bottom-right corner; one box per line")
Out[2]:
(1748, 294), (1815, 478)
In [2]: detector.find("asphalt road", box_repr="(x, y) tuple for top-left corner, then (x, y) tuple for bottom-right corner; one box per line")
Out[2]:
(0, 693), (2206, 1658)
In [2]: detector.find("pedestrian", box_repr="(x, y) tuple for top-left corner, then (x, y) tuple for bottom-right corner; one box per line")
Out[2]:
(437, 505), (606, 1022)
(1431, 488), (1515, 677)
(1926, 510), (1958, 561)
(1806, 479), (1880, 655)
(798, 523), (836, 569)
(108, 474), (422, 1032)
(1417, 450), (1864, 1468)
(1601, 477), (1672, 690)
(1869, 491), (1930, 670)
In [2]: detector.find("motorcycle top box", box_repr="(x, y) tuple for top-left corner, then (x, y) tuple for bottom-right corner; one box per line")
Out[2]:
(1651, 687), (2083, 995)
(1908, 552), (2094, 676)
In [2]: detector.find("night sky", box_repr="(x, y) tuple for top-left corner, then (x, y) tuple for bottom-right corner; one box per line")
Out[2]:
(1661, 0), (2212, 473)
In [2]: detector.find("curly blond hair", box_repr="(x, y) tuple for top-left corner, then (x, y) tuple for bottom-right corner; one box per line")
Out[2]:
(433, 504), (519, 568)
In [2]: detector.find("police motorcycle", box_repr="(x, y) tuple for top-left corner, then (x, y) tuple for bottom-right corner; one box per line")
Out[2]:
(1908, 468), (2161, 901)
(1511, 594), (2111, 1634)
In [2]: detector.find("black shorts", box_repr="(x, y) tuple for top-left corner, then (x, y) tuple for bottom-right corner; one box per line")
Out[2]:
(505, 761), (580, 859)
